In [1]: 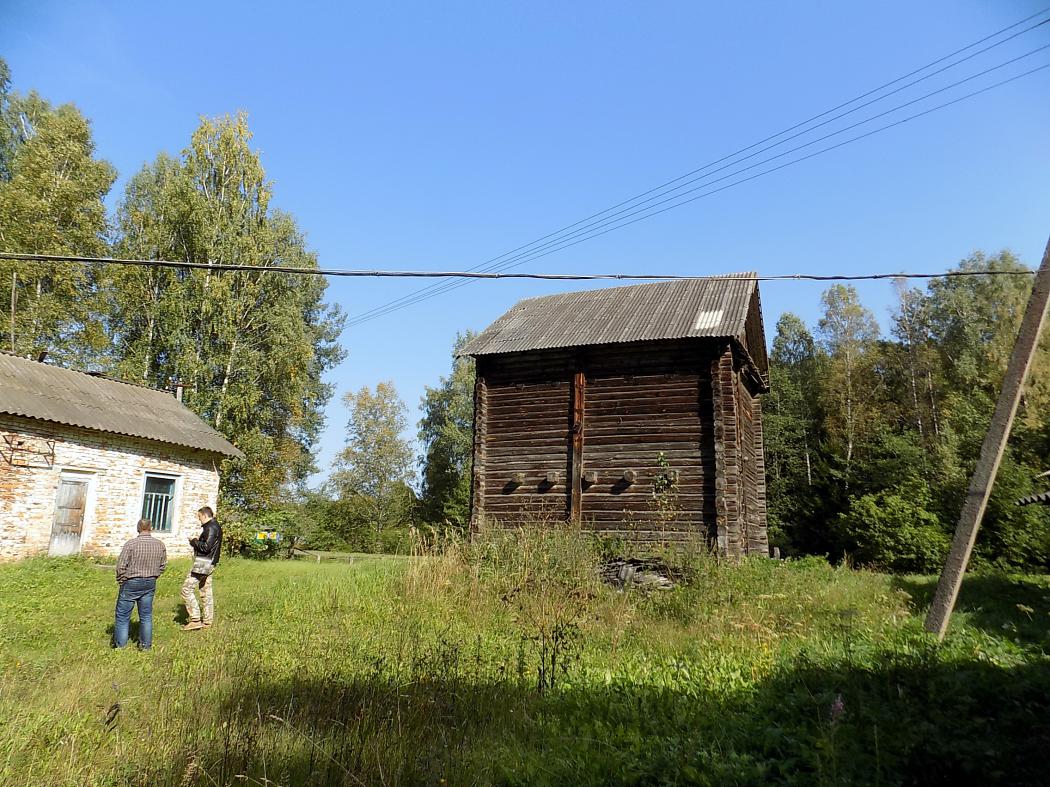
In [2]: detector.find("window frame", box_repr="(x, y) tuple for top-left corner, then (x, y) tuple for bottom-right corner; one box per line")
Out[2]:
(140, 471), (180, 533)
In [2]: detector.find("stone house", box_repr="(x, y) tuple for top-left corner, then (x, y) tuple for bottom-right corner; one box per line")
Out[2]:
(461, 275), (770, 557)
(0, 352), (243, 560)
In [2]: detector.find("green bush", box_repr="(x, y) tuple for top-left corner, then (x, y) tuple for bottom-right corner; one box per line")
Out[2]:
(835, 487), (950, 572)
(222, 509), (305, 559)
(378, 526), (413, 555)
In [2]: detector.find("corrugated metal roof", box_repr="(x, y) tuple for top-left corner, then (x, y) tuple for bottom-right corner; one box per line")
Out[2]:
(461, 275), (760, 358)
(0, 353), (244, 458)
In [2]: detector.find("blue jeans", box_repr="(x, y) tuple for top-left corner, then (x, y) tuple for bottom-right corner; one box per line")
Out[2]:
(114, 577), (157, 650)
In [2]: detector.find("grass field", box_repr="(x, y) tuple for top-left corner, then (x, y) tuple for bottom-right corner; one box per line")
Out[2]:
(1, 532), (1049, 786)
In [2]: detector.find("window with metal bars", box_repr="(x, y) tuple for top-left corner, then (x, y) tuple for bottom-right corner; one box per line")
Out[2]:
(141, 474), (177, 532)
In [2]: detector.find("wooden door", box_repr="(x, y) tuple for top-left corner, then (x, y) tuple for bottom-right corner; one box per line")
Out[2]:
(49, 478), (88, 556)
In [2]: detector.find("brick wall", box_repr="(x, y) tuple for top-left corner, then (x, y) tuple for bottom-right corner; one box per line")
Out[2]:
(0, 415), (221, 561)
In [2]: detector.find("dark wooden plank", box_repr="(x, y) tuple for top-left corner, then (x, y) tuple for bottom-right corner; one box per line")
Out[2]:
(571, 368), (585, 522)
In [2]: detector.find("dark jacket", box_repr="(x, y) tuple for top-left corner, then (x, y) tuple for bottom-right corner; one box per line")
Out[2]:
(190, 518), (222, 567)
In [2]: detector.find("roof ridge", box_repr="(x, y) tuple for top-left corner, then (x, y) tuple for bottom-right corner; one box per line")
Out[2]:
(462, 274), (764, 361)
(514, 272), (757, 305)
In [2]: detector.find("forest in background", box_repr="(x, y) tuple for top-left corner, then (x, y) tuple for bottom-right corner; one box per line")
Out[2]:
(3, 59), (1049, 571)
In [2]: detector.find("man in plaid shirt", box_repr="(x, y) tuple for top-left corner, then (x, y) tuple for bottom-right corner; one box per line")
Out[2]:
(113, 518), (167, 650)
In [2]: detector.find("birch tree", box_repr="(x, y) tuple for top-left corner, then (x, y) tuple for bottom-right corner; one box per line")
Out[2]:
(110, 113), (345, 508)
(334, 382), (416, 535)
(818, 285), (880, 486)
(0, 59), (115, 363)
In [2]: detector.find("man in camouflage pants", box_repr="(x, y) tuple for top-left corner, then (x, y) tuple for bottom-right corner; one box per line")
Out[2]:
(181, 506), (222, 631)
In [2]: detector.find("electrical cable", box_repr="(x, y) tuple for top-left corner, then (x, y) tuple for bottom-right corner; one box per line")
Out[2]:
(344, 58), (1050, 326)
(344, 9), (1050, 325)
(0, 252), (1036, 282)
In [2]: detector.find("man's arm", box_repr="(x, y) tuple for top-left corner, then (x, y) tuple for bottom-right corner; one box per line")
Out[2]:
(115, 542), (131, 583)
(158, 541), (167, 575)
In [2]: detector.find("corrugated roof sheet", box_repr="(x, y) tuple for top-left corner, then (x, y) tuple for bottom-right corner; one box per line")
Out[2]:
(0, 353), (243, 458)
(462, 275), (760, 358)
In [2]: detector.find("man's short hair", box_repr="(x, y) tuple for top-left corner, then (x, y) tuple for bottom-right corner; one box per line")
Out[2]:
(198, 505), (215, 519)
(137, 518), (152, 533)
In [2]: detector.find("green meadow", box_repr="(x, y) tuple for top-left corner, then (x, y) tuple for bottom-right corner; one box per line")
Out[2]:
(2, 531), (1049, 786)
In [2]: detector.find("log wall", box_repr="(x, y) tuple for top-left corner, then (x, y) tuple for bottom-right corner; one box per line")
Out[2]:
(473, 350), (574, 526)
(472, 339), (767, 555)
(580, 341), (714, 542)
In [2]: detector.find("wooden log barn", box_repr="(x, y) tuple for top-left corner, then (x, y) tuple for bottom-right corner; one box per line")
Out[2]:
(461, 275), (770, 557)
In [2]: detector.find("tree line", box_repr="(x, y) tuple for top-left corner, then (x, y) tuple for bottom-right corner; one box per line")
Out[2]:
(3, 59), (1046, 571)
(765, 255), (1050, 572)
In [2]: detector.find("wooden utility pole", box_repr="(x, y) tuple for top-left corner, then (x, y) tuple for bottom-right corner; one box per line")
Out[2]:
(925, 234), (1050, 639)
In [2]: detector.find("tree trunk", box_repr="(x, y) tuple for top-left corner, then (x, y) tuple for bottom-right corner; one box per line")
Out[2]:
(927, 370), (941, 439)
(9, 271), (16, 353)
(844, 347), (854, 488)
(214, 337), (238, 430)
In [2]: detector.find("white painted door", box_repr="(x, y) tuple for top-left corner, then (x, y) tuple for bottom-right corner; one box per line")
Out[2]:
(49, 478), (89, 556)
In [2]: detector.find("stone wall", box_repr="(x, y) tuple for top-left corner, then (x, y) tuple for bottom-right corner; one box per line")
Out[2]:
(0, 415), (221, 560)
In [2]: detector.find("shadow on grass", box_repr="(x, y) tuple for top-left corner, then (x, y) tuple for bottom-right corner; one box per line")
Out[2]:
(171, 602), (189, 625)
(147, 649), (1050, 786)
(894, 573), (1050, 649)
(104, 620), (141, 647)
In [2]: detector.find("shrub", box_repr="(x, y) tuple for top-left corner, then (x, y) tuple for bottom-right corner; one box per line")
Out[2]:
(378, 526), (413, 554)
(222, 509), (309, 559)
(834, 487), (950, 572)
(458, 520), (604, 692)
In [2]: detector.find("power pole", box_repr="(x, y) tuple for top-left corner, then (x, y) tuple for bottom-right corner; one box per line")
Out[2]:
(925, 234), (1050, 639)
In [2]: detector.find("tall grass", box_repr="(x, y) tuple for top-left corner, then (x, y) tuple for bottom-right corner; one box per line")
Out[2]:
(1, 530), (1049, 785)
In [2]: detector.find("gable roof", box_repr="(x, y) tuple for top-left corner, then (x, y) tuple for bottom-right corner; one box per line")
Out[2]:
(0, 353), (244, 458)
(461, 274), (768, 372)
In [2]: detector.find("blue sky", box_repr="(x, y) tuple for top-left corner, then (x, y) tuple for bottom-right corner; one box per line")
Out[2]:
(4, 0), (1050, 485)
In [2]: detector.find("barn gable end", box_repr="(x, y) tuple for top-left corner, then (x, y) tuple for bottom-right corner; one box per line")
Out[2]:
(464, 276), (770, 557)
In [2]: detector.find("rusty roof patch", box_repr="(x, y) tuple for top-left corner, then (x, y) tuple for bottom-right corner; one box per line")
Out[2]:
(0, 353), (244, 458)
(461, 275), (762, 363)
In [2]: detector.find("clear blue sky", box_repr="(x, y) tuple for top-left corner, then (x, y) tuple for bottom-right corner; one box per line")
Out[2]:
(4, 0), (1050, 485)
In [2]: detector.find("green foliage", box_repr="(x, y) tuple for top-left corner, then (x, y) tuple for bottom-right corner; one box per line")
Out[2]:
(976, 454), (1050, 570)
(108, 114), (345, 509)
(765, 314), (828, 554)
(333, 381), (416, 537)
(817, 284), (882, 486)
(0, 61), (115, 364)
(834, 486), (950, 572)
(766, 251), (1050, 572)
(299, 490), (381, 552)
(417, 331), (477, 528)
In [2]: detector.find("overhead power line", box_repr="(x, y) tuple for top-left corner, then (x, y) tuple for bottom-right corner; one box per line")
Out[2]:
(343, 8), (1050, 328)
(0, 251), (1037, 283)
(345, 56), (1050, 327)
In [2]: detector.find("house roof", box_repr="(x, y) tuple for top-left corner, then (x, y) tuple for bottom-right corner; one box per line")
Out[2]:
(461, 275), (767, 371)
(0, 353), (244, 458)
